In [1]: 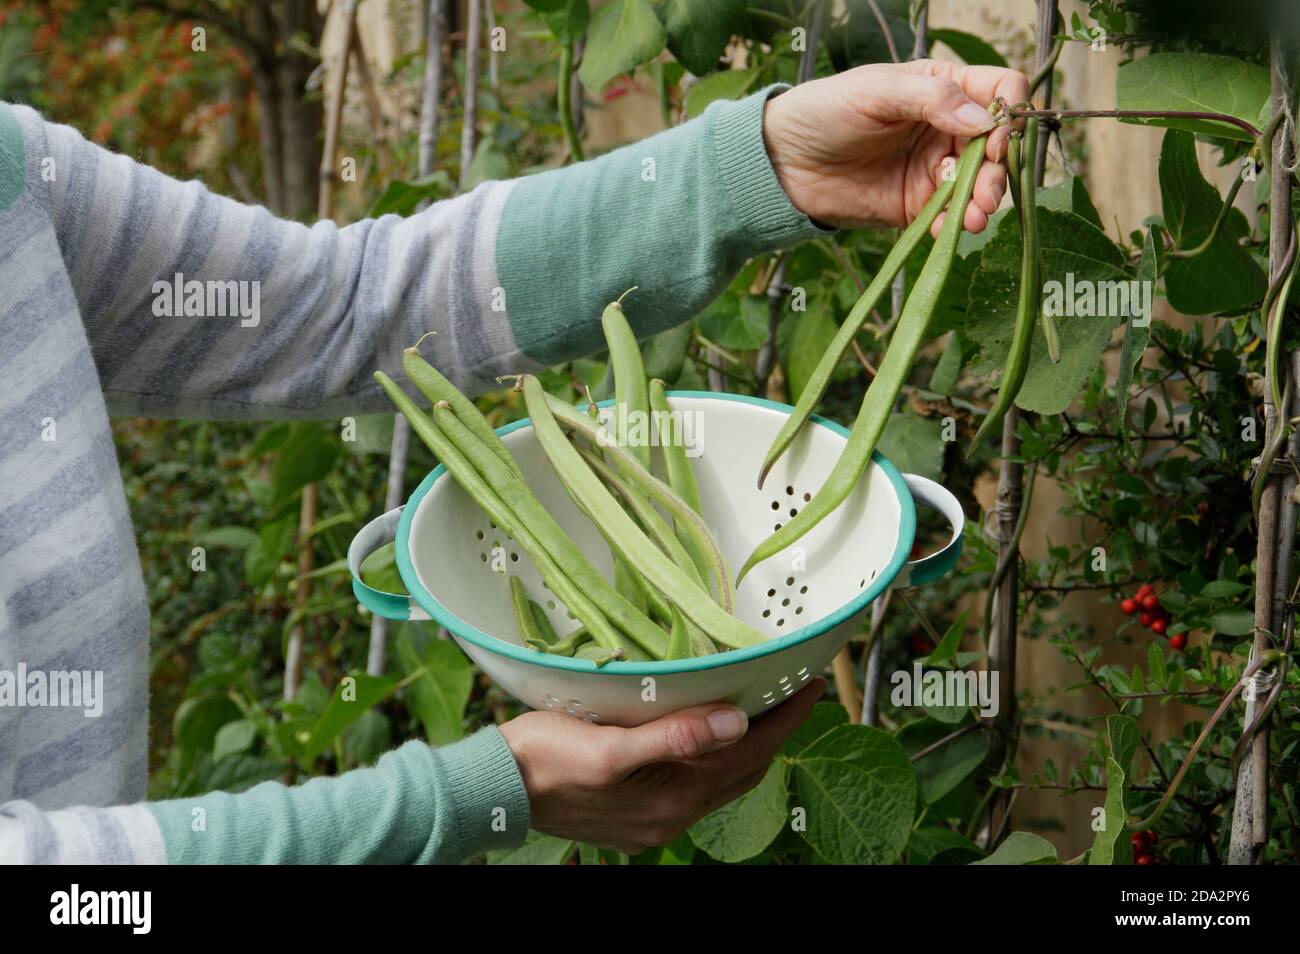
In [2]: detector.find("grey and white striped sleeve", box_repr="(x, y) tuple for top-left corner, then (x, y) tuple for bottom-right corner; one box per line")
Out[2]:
(0, 800), (165, 864)
(17, 103), (522, 419)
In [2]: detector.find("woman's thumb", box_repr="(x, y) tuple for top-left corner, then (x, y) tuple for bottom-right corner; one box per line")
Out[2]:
(616, 704), (749, 769)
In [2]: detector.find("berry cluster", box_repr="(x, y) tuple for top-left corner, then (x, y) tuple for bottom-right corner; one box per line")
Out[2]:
(1120, 584), (1186, 651)
(1131, 829), (1159, 864)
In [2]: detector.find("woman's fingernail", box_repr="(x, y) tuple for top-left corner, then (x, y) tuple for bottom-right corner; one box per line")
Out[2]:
(708, 708), (748, 742)
(957, 103), (995, 131)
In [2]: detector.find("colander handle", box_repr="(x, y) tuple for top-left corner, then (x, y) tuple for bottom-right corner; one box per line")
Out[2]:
(348, 507), (432, 622)
(891, 474), (965, 588)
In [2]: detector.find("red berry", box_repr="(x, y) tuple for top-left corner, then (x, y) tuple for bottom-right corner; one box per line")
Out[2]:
(1142, 830), (1158, 846)
(1196, 501), (1210, 516)
(1135, 853), (1154, 865)
(1130, 832), (1148, 850)
(1120, 598), (1138, 615)
(1151, 618), (1168, 636)
(1140, 594), (1160, 612)
(1169, 633), (1187, 651)
(1139, 613), (1153, 627)
(1136, 584), (1154, 599)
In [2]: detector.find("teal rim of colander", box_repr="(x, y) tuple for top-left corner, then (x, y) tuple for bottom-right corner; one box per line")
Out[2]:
(394, 391), (916, 674)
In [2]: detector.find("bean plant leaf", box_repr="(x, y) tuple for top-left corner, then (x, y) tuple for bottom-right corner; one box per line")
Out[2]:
(1088, 757), (1131, 865)
(897, 718), (989, 803)
(196, 526), (260, 550)
(579, 0), (666, 92)
(928, 28), (1007, 67)
(785, 302), (838, 404)
(488, 829), (575, 865)
(828, 0), (915, 71)
(1116, 226), (1162, 433)
(924, 607), (971, 667)
(213, 719), (257, 762)
(877, 412), (944, 480)
(966, 208), (1127, 415)
(367, 171), (454, 217)
(661, 0), (745, 76)
(781, 701), (850, 756)
(790, 724), (915, 864)
(398, 628), (475, 746)
(689, 759), (788, 862)
(971, 830), (1059, 865)
(540, 0), (590, 44)
(959, 175), (1102, 258)
(1116, 52), (1269, 142)
(302, 672), (397, 764)
(1159, 129), (1221, 248)
(685, 66), (761, 118)
(1107, 714), (1142, 777)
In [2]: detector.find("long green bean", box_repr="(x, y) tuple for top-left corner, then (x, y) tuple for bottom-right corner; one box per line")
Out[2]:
(756, 175), (957, 489)
(374, 371), (629, 653)
(520, 374), (767, 649)
(430, 400), (669, 658)
(545, 394), (736, 613)
(968, 118), (1040, 458)
(738, 134), (989, 583)
(509, 576), (551, 651)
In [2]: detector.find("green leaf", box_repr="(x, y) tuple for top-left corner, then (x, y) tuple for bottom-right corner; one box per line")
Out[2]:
(212, 719), (257, 762)
(342, 709), (391, 767)
(270, 423), (339, 505)
(196, 526), (260, 550)
(971, 831), (1059, 865)
(697, 293), (767, 349)
(462, 134), (513, 190)
(1159, 129), (1221, 248)
(398, 629), (475, 746)
(684, 66), (760, 118)
(522, 0), (570, 12)
(662, 0), (745, 76)
(897, 718), (989, 804)
(541, 0), (590, 45)
(790, 724), (916, 864)
(1106, 714), (1141, 777)
(1088, 757), (1131, 865)
(174, 694), (241, 775)
(1116, 52), (1269, 142)
(243, 514), (296, 587)
(366, 171), (454, 217)
(642, 322), (693, 383)
(578, 0), (667, 92)
(488, 829), (575, 865)
(1147, 642), (1167, 688)
(1116, 226), (1161, 433)
(781, 702), (850, 757)
(343, 413), (398, 456)
(689, 760), (787, 862)
(785, 307), (839, 404)
(923, 608), (971, 667)
(360, 541), (407, 596)
(876, 412), (944, 480)
(907, 826), (984, 865)
(302, 672), (397, 763)
(828, 0), (914, 71)
(1209, 607), (1255, 636)
(928, 28), (1007, 67)
(959, 175), (1101, 258)
(967, 208), (1127, 415)
(1200, 579), (1251, 599)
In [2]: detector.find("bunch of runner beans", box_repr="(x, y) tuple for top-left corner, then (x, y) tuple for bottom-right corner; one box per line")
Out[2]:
(377, 110), (1026, 665)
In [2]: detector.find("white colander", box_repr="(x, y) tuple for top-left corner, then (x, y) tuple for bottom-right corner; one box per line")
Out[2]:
(348, 391), (963, 726)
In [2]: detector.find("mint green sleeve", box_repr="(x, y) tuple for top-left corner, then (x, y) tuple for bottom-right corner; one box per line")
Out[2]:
(146, 729), (529, 864)
(497, 86), (829, 365)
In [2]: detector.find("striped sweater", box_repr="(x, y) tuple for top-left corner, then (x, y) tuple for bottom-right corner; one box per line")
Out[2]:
(0, 89), (822, 863)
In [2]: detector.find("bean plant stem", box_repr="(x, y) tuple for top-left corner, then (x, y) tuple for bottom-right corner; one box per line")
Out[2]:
(1008, 107), (1261, 140)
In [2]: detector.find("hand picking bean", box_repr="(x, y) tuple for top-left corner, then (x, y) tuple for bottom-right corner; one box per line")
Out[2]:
(430, 399), (670, 658)
(969, 117), (1040, 458)
(757, 176), (957, 489)
(375, 371), (629, 652)
(403, 347), (523, 481)
(738, 134), (990, 583)
(520, 374), (767, 649)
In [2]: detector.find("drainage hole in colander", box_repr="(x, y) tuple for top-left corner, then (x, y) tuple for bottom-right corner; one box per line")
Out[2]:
(480, 552), (487, 563)
(770, 501), (779, 511)
(786, 576), (795, 586)
(800, 585), (808, 594)
(546, 600), (557, 610)
(803, 492), (811, 502)
(786, 485), (794, 495)
(476, 529), (485, 541)
(774, 523), (782, 531)
(776, 618), (785, 627)
(795, 606), (803, 615)
(767, 587), (776, 597)
(489, 521), (497, 530)
(566, 611), (576, 620)
(779, 675), (789, 684)
(870, 569), (877, 581)
(762, 609), (771, 618)
(510, 552), (519, 562)
(789, 508), (798, 518)
(781, 597), (790, 607)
